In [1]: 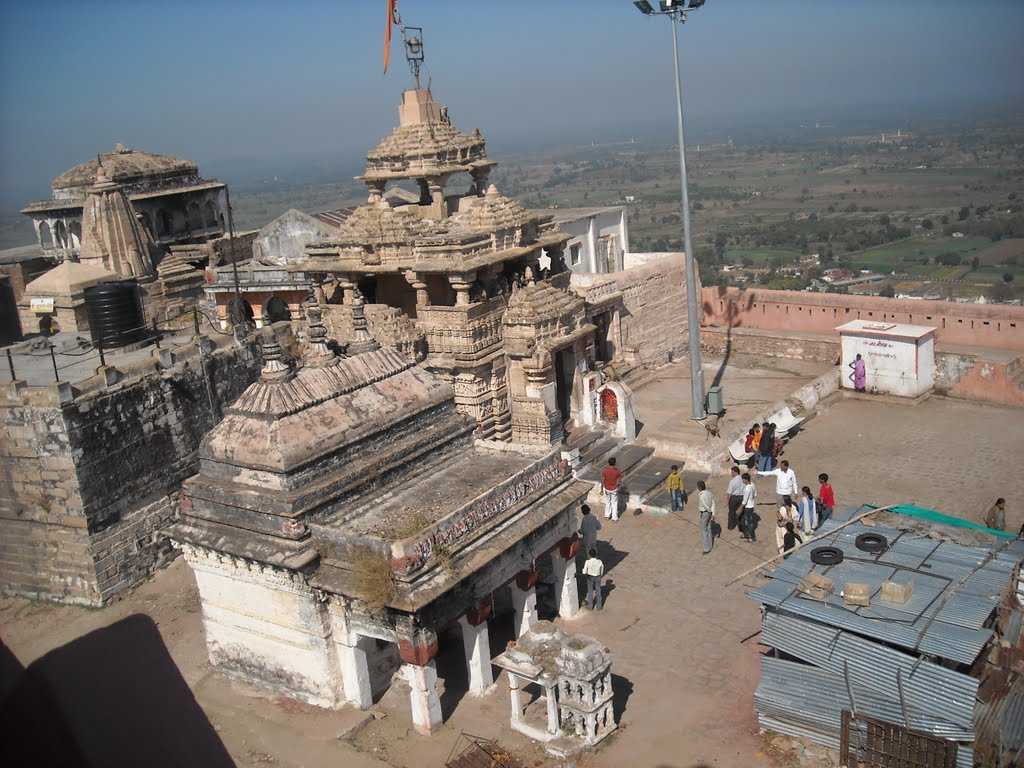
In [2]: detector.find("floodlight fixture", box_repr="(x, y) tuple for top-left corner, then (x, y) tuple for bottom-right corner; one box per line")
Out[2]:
(402, 26), (425, 88)
(629, 0), (709, 419)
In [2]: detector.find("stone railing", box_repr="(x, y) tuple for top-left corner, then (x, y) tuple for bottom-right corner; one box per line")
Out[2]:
(416, 297), (505, 358)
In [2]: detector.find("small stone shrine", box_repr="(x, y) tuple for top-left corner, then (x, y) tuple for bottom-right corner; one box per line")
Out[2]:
(493, 621), (616, 756)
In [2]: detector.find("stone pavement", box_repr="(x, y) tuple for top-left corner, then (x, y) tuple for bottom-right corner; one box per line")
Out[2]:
(2, 387), (1021, 767)
(780, 394), (1024, 533)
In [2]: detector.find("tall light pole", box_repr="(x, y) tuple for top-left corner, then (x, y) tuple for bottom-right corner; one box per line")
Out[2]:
(633, 0), (707, 420)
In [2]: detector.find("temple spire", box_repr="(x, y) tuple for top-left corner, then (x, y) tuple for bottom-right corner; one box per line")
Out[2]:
(347, 289), (381, 355)
(302, 303), (341, 366)
(260, 335), (294, 384)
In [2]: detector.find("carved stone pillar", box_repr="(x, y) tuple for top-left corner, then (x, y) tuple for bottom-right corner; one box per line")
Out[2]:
(511, 568), (539, 637)
(551, 537), (581, 619)
(470, 166), (491, 196)
(448, 273), (475, 307)
(404, 270), (429, 307)
(458, 612), (494, 695)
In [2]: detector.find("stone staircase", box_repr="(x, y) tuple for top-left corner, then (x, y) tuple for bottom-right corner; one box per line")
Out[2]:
(565, 424), (701, 516)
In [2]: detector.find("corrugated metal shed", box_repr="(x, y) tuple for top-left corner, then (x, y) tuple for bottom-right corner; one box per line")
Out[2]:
(749, 513), (1023, 765)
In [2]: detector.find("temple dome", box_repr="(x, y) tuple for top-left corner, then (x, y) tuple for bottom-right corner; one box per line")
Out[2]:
(334, 202), (443, 246)
(52, 145), (197, 193)
(504, 280), (586, 326)
(451, 185), (530, 232)
(360, 89), (491, 182)
(202, 341), (463, 474)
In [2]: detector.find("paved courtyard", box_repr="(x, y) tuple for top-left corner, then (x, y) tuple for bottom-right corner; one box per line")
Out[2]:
(2, 385), (1021, 767)
(632, 354), (831, 466)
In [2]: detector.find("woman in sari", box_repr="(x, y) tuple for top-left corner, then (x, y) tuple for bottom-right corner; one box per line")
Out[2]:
(850, 353), (866, 392)
(796, 486), (817, 534)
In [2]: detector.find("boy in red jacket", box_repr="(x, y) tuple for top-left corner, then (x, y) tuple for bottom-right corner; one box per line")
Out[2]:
(817, 473), (835, 527)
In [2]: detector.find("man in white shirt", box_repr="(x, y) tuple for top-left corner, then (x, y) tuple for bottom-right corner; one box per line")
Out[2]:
(740, 472), (757, 542)
(582, 548), (605, 610)
(726, 465), (744, 532)
(696, 480), (716, 554)
(758, 459), (798, 507)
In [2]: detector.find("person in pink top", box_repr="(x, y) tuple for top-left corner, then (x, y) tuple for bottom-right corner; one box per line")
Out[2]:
(850, 353), (867, 392)
(818, 473), (836, 525)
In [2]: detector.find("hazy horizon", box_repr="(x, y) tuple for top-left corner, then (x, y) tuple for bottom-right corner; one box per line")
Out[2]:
(2, 0), (1023, 207)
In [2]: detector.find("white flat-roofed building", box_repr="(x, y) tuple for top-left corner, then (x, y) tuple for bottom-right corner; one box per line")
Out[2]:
(836, 319), (936, 398)
(543, 206), (629, 274)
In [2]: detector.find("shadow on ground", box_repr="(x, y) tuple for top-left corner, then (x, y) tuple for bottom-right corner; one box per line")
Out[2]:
(0, 613), (233, 767)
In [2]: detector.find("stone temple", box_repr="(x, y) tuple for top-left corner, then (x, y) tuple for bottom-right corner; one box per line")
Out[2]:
(168, 303), (592, 734)
(290, 88), (607, 445)
(21, 144), (227, 259)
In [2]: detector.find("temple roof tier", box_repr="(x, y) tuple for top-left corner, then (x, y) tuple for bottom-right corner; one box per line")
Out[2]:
(358, 89), (492, 183)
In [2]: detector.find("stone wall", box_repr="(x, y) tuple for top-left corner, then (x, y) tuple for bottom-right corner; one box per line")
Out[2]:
(702, 286), (1024, 351)
(0, 336), (263, 605)
(571, 253), (691, 367)
(700, 327), (839, 364)
(934, 351), (1024, 408)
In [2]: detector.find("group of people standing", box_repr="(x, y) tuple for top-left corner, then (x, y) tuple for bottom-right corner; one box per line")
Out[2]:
(744, 422), (783, 472)
(664, 459), (837, 557)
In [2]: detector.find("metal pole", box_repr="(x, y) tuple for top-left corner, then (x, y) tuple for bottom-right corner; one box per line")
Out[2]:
(97, 330), (106, 368)
(6, 348), (15, 380)
(49, 344), (59, 382)
(670, 12), (706, 420)
(225, 185), (242, 328)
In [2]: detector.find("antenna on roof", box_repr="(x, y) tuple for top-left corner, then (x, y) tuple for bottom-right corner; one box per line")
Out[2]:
(402, 25), (425, 89)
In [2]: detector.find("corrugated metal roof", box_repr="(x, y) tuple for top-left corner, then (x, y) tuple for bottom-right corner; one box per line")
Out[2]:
(749, 519), (1017, 664)
(757, 656), (974, 740)
(762, 612), (979, 728)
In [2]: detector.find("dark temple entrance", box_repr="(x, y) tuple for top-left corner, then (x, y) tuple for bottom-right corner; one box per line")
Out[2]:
(554, 347), (576, 424)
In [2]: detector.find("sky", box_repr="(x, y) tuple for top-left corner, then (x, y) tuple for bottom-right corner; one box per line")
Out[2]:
(1, 0), (1022, 204)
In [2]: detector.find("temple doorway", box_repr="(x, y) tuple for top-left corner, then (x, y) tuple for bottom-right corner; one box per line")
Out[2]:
(554, 347), (575, 423)
(600, 388), (618, 424)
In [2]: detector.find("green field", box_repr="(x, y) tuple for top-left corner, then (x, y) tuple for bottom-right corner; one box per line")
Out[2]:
(846, 236), (990, 270)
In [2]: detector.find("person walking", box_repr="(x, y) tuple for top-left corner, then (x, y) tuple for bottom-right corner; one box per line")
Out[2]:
(740, 471), (757, 542)
(726, 465), (744, 532)
(666, 465), (686, 512)
(759, 459), (799, 508)
(697, 480), (716, 555)
(582, 548), (605, 610)
(796, 486), (818, 535)
(850, 353), (867, 392)
(984, 498), (1007, 531)
(601, 457), (623, 522)
(817, 473), (835, 526)
(579, 504), (602, 555)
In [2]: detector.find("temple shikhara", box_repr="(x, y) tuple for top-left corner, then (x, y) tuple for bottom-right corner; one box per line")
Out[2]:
(289, 86), (604, 445)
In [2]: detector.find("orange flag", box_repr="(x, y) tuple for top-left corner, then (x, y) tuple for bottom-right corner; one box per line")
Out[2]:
(384, 0), (396, 73)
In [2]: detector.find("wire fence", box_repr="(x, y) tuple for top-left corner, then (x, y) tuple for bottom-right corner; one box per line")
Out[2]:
(3, 306), (238, 385)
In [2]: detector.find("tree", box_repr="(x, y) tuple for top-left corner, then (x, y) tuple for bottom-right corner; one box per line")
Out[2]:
(958, 206), (971, 220)
(1004, 272), (1015, 283)
(988, 282), (1015, 302)
(879, 283), (896, 298)
(921, 218), (934, 230)
(937, 252), (962, 267)
(877, 214), (891, 227)
(971, 257), (980, 270)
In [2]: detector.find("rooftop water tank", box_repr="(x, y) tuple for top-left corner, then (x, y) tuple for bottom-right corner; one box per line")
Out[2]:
(84, 281), (146, 348)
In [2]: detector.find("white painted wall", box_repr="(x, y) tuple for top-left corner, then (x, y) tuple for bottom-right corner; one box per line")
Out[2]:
(839, 331), (935, 397)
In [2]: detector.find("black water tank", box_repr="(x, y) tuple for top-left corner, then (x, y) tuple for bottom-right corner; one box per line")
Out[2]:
(85, 282), (146, 348)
